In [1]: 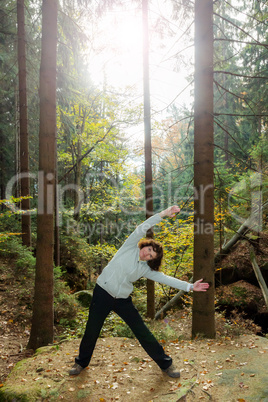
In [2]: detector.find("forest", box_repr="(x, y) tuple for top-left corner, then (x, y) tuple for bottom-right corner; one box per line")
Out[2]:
(0, 0), (267, 400)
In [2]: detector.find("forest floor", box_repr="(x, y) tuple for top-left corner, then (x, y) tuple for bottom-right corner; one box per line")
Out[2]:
(1, 299), (268, 401)
(1, 235), (268, 402)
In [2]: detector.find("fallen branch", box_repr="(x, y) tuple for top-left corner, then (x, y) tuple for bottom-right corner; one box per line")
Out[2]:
(250, 246), (268, 310)
(214, 201), (268, 263)
(155, 277), (193, 320)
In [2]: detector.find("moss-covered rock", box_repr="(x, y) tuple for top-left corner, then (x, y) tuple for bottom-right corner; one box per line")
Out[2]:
(74, 289), (93, 308)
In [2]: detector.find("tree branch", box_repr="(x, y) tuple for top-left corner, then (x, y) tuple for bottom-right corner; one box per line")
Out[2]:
(214, 113), (268, 117)
(214, 12), (266, 47)
(215, 38), (268, 48)
(223, 0), (267, 25)
(58, 124), (115, 183)
(214, 79), (257, 115)
(214, 71), (268, 80)
(214, 119), (247, 156)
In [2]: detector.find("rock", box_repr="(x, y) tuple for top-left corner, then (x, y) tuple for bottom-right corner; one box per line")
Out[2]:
(74, 290), (93, 307)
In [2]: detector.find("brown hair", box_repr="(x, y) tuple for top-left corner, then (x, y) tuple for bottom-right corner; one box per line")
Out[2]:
(138, 238), (163, 271)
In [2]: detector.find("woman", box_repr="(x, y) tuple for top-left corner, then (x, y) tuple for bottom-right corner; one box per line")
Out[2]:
(70, 206), (209, 378)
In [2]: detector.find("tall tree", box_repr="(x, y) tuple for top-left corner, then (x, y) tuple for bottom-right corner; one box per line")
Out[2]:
(17, 0), (31, 247)
(142, 0), (155, 318)
(27, 0), (58, 350)
(0, 2), (17, 203)
(192, 0), (215, 338)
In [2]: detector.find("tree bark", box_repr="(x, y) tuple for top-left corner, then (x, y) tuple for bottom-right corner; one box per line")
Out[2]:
(192, 0), (215, 338)
(17, 0), (31, 247)
(27, 0), (58, 350)
(142, 0), (155, 318)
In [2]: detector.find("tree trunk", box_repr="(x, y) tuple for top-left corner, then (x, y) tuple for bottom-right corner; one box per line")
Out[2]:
(17, 0), (31, 247)
(142, 0), (155, 318)
(192, 0), (215, 338)
(27, 0), (58, 350)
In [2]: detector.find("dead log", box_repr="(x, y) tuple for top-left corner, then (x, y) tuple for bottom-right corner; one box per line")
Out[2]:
(215, 200), (268, 263)
(250, 246), (268, 310)
(215, 218), (251, 263)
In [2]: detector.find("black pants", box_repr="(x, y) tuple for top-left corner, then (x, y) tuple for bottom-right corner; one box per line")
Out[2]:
(75, 284), (172, 370)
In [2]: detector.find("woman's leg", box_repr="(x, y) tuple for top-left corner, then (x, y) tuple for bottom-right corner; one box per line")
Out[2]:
(75, 284), (113, 368)
(114, 296), (172, 370)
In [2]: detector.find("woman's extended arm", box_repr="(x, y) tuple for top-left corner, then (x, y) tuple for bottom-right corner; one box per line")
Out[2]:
(144, 270), (209, 293)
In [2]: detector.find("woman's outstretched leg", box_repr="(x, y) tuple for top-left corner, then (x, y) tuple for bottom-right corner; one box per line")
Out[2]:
(114, 296), (172, 370)
(71, 285), (113, 373)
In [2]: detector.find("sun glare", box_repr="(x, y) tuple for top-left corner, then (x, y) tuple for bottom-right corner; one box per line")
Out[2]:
(89, 9), (143, 89)
(114, 16), (143, 52)
(87, 1), (193, 120)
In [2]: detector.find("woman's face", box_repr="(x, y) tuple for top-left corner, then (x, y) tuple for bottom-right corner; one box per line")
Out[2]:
(139, 246), (157, 262)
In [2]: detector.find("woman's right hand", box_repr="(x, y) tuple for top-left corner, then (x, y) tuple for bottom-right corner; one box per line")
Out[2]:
(159, 205), (181, 218)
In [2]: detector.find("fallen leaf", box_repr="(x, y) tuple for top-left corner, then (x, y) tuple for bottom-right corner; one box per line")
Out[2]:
(169, 385), (178, 391)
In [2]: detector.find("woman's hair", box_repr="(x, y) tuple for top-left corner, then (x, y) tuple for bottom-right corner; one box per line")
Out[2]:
(138, 238), (163, 271)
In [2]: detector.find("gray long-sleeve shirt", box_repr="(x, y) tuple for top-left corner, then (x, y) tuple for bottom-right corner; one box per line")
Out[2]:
(97, 213), (192, 298)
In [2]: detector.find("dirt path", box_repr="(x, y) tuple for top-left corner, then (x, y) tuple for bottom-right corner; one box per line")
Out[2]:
(1, 334), (267, 401)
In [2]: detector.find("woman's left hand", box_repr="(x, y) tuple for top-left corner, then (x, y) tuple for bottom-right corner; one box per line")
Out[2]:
(159, 205), (181, 218)
(193, 279), (210, 292)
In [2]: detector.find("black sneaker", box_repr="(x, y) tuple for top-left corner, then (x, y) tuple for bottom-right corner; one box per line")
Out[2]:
(162, 364), (181, 378)
(69, 363), (84, 376)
